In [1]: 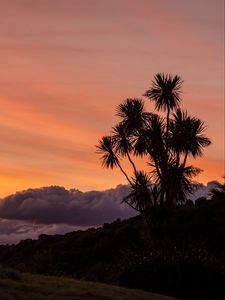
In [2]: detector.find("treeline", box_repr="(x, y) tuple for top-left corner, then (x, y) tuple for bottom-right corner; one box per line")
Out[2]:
(0, 196), (225, 300)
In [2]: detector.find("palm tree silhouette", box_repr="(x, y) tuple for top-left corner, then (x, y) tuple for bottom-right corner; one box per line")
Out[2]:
(169, 109), (211, 167)
(144, 73), (182, 132)
(123, 171), (152, 212)
(112, 123), (137, 176)
(96, 136), (134, 185)
(116, 98), (151, 134)
(166, 164), (201, 204)
(97, 73), (211, 211)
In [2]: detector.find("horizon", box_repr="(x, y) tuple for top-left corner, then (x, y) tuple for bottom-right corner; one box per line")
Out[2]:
(0, 178), (220, 200)
(0, 0), (224, 198)
(0, 181), (218, 245)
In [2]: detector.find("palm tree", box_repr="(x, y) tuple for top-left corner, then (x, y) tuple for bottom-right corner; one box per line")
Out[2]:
(97, 73), (211, 210)
(116, 98), (151, 134)
(112, 123), (137, 176)
(144, 73), (182, 130)
(96, 136), (133, 186)
(169, 109), (211, 167)
(166, 164), (201, 205)
(123, 171), (159, 213)
(144, 114), (166, 176)
(143, 74), (183, 203)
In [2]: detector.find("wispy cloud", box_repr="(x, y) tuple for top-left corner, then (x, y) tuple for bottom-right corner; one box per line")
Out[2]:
(0, 0), (223, 196)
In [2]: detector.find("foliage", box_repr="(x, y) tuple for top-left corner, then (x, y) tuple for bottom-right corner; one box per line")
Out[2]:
(0, 198), (225, 299)
(119, 248), (225, 300)
(97, 73), (211, 211)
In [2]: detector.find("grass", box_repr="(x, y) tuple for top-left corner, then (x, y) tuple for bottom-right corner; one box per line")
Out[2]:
(0, 268), (181, 300)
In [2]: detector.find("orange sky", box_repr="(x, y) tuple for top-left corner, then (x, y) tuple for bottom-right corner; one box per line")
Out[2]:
(0, 0), (224, 197)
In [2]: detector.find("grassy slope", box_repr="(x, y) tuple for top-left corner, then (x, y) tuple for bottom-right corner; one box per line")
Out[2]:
(0, 270), (181, 300)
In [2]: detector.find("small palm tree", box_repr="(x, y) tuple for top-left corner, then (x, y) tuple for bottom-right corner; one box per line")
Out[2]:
(169, 109), (211, 167)
(112, 123), (137, 176)
(144, 73), (182, 127)
(96, 136), (119, 169)
(97, 73), (211, 212)
(123, 171), (160, 212)
(96, 136), (133, 186)
(144, 74), (184, 201)
(116, 98), (150, 133)
(144, 114), (166, 173)
(166, 164), (201, 205)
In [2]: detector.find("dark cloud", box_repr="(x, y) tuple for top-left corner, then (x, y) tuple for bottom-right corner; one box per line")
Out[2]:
(0, 182), (216, 245)
(0, 185), (136, 226)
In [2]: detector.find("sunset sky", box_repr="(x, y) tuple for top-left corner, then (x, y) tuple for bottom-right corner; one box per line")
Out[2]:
(0, 0), (224, 198)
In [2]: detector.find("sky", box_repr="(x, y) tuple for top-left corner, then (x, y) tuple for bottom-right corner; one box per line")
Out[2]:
(0, 0), (224, 198)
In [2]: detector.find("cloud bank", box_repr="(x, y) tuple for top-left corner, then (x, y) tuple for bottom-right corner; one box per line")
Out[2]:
(0, 185), (136, 244)
(0, 185), (135, 226)
(0, 182), (216, 244)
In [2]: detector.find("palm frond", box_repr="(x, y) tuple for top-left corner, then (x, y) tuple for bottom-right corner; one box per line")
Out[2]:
(96, 136), (119, 169)
(112, 123), (133, 156)
(144, 73), (182, 112)
(123, 171), (153, 212)
(169, 109), (211, 158)
(116, 98), (151, 133)
(166, 165), (202, 203)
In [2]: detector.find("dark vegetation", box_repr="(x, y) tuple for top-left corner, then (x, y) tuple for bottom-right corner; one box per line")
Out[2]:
(0, 190), (225, 299)
(0, 74), (224, 299)
(97, 73), (211, 212)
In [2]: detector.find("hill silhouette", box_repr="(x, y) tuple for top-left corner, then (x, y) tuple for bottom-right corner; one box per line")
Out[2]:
(0, 196), (225, 300)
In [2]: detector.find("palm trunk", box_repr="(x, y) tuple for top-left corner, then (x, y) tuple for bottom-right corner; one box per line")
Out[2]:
(183, 151), (188, 168)
(146, 148), (162, 180)
(117, 161), (134, 187)
(166, 107), (170, 134)
(127, 151), (138, 177)
(165, 107), (170, 154)
(123, 199), (140, 212)
(176, 150), (180, 168)
(117, 162), (141, 212)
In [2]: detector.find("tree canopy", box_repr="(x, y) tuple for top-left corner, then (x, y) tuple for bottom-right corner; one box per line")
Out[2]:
(97, 73), (211, 212)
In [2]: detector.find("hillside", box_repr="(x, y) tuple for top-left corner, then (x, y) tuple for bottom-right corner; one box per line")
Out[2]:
(0, 269), (180, 300)
(0, 197), (225, 299)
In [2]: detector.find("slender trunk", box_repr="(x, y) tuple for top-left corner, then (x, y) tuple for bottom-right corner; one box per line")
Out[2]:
(123, 199), (140, 212)
(165, 107), (173, 206)
(147, 149), (162, 180)
(176, 150), (180, 168)
(126, 151), (138, 177)
(165, 107), (170, 154)
(154, 160), (162, 180)
(183, 151), (188, 168)
(117, 162), (133, 187)
(117, 162), (140, 212)
(166, 107), (170, 135)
